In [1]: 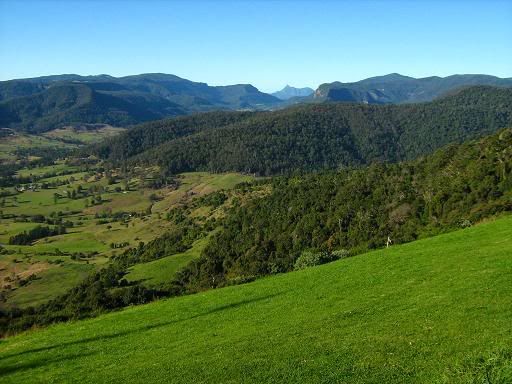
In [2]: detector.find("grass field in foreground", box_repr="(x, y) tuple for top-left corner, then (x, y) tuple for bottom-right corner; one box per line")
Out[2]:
(1, 216), (511, 383)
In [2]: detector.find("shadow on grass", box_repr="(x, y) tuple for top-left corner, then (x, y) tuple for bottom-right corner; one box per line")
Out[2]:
(0, 351), (95, 376)
(0, 292), (284, 370)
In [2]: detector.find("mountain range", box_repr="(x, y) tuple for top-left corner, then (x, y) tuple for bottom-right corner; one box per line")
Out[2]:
(1, 72), (511, 133)
(315, 73), (512, 104)
(0, 74), (281, 133)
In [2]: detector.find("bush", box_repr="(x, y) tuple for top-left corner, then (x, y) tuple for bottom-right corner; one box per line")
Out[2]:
(294, 251), (326, 270)
(331, 249), (350, 259)
(459, 219), (472, 228)
(294, 249), (347, 271)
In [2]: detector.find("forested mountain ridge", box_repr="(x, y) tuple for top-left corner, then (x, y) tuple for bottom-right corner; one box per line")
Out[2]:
(315, 73), (512, 104)
(0, 83), (186, 134)
(172, 127), (512, 291)
(0, 74), (281, 133)
(95, 86), (512, 175)
(91, 111), (257, 161)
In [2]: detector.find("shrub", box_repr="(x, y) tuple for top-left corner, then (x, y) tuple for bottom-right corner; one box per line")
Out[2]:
(294, 251), (326, 270)
(459, 219), (472, 228)
(294, 249), (348, 271)
(331, 249), (350, 259)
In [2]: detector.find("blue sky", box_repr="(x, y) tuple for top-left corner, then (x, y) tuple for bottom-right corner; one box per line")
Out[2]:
(0, 0), (511, 92)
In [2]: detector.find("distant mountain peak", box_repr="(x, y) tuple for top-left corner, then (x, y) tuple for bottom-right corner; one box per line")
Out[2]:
(272, 85), (314, 100)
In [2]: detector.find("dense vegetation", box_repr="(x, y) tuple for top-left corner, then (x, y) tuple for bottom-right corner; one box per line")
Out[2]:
(91, 111), (255, 161)
(1, 216), (512, 383)
(0, 83), (185, 134)
(96, 86), (512, 175)
(171, 127), (512, 291)
(2, 127), (510, 334)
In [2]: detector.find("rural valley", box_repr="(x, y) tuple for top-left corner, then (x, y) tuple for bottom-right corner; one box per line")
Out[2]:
(0, 0), (511, 382)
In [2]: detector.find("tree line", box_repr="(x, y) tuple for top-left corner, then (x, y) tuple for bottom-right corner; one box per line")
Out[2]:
(8, 225), (67, 245)
(91, 86), (512, 176)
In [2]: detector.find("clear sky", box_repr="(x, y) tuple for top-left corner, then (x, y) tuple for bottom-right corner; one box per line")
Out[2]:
(0, 0), (511, 92)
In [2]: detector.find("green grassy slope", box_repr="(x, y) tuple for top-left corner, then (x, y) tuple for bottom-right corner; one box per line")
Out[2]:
(1, 216), (512, 383)
(125, 235), (210, 288)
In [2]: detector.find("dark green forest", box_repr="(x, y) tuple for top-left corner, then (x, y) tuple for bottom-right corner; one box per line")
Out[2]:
(0, 83), (186, 134)
(172, 127), (512, 291)
(91, 111), (256, 160)
(94, 86), (512, 175)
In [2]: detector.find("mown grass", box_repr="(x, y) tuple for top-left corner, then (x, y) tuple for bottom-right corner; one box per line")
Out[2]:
(151, 172), (253, 213)
(179, 172), (254, 191)
(0, 127), (124, 161)
(16, 163), (77, 178)
(125, 235), (211, 288)
(0, 222), (41, 244)
(1, 215), (511, 383)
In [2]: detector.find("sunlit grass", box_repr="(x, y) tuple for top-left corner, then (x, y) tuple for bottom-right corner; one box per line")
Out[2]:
(1, 216), (511, 383)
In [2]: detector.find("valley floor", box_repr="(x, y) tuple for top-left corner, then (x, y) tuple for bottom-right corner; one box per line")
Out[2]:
(0, 164), (253, 309)
(1, 215), (511, 383)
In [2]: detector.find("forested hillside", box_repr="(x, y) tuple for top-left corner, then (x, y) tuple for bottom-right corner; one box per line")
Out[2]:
(0, 83), (185, 134)
(92, 111), (256, 160)
(96, 86), (512, 175)
(172, 127), (512, 291)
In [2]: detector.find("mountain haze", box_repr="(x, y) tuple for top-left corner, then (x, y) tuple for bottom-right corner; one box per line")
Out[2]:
(0, 74), (281, 133)
(272, 85), (314, 100)
(2, 72), (512, 133)
(316, 73), (512, 104)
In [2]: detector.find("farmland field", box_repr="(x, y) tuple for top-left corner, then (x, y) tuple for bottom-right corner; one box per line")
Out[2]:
(0, 157), (254, 309)
(0, 126), (125, 162)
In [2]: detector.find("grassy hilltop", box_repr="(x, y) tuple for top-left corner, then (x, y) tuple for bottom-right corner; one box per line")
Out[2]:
(1, 215), (511, 383)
